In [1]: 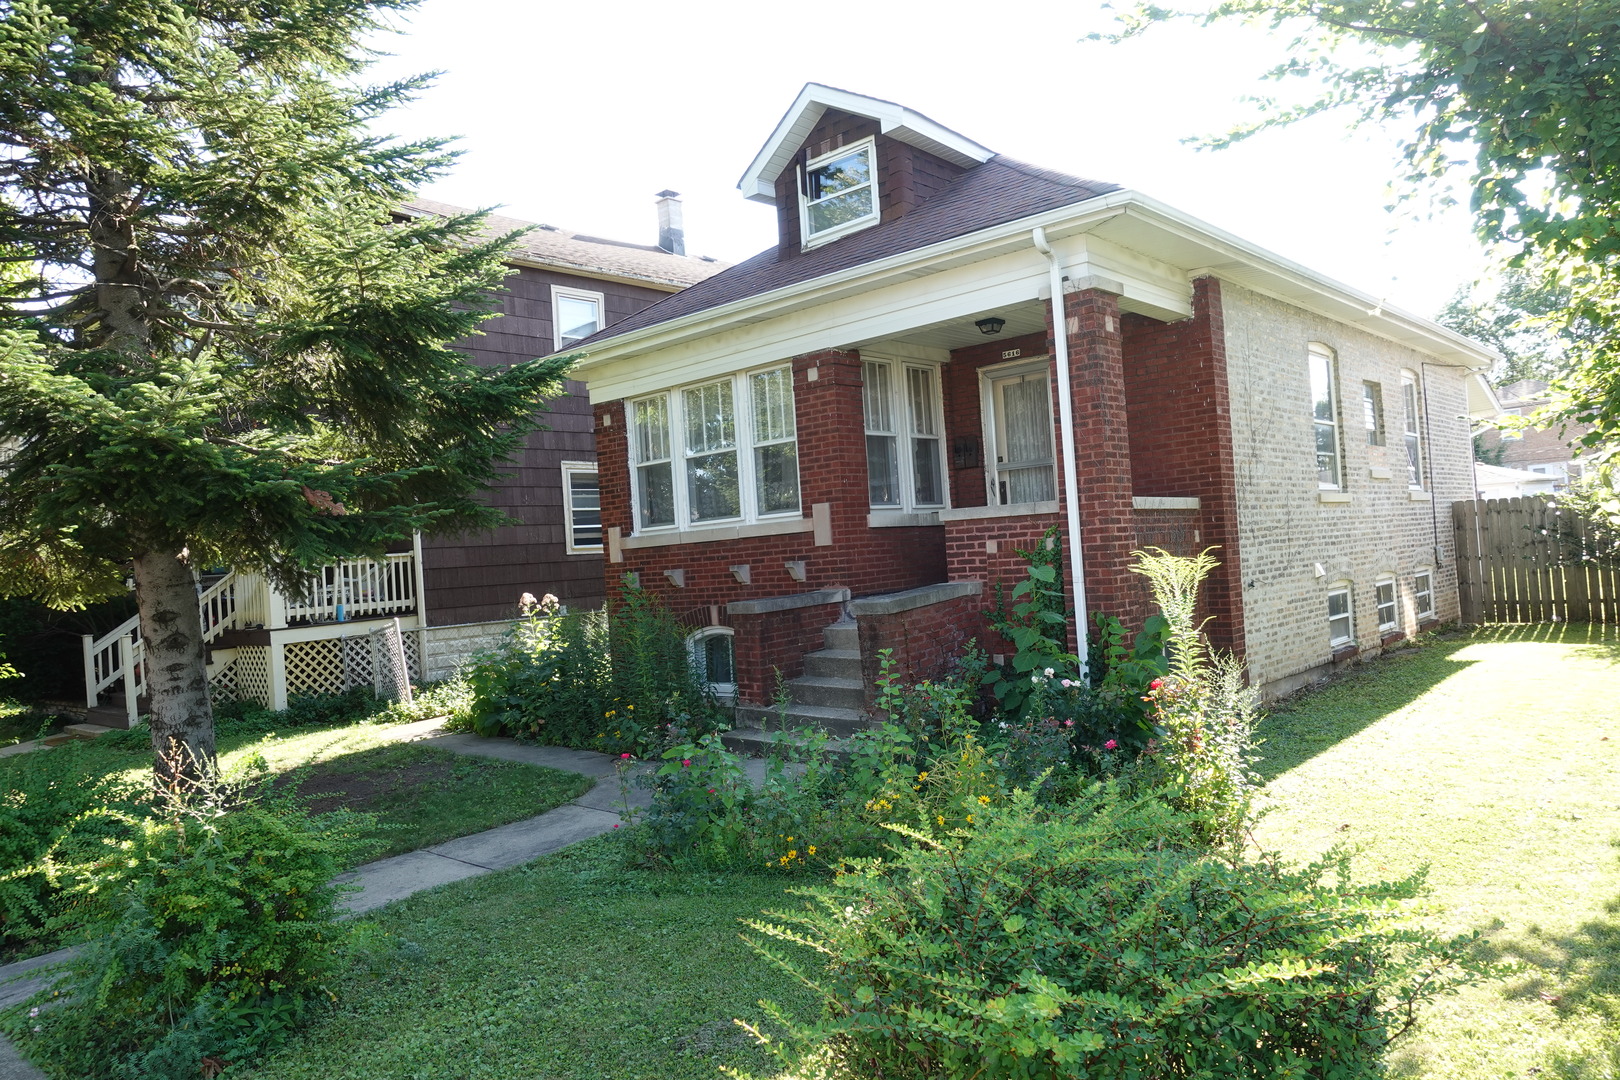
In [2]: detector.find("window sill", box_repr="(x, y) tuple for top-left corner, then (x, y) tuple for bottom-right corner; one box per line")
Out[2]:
(1133, 496), (1201, 510)
(1318, 491), (1352, 504)
(1368, 466), (1393, 480)
(938, 500), (1060, 523)
(1331, 642), (1359, 661)
(867, 510), (942, 528)
(1408, 490), (1432, 502)
(622, 516), (814, 549)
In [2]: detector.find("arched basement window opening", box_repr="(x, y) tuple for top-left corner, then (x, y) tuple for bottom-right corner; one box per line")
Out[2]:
(687, 627), (736, 702)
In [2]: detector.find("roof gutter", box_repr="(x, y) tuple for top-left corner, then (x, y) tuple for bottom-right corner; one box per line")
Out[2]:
(1033, 226), (1090, 678)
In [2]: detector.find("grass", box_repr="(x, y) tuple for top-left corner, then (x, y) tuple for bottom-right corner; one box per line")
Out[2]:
(239, 835), (816, 1080)
(1252, 623), (1620, 1079)
(0, 696), (66, 747)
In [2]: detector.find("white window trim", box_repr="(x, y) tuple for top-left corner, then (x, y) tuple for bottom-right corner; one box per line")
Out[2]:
(863, 355), (949, 514)
(799, 136), (880, 250)
(1374, 576), (1399, 633)
(1310, 343), (1344, 491)
(687, 626), (736, 702)
(1413, 569), (1435, 620)
(628, 365), (801, 534)
(1328, 582), (1355, 649)
(560, 461), (602, 555)
(1401, 369), (1425, 491)
(979, 357), (1058, 509)
(551, 284), (605, 352)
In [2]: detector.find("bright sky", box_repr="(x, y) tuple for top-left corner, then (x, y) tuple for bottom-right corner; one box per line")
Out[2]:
(363, 0), (1488, 318)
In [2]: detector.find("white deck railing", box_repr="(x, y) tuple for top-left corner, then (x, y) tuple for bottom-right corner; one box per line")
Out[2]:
(81, 552), (418, 718)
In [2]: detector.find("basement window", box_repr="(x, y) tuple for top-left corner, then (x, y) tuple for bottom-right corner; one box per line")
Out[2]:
(1375, 577), (1398, 633)
(687, 627), (736, 701)
(1414, 570), (1434, 620)
(1328, 584), (1354, 648)
(800, 137), (879, 247)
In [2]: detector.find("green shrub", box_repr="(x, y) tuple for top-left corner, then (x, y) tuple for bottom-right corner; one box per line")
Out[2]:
(982, 528), (1079, 724)
(745, 786), (1500, 1080)
(0, 747), (145, 955)
(6, 764), (372, 1079)
(461, 584), (723, 754)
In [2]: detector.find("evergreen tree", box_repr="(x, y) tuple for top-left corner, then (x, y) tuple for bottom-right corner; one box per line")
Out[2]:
(0, 0), (572, 786)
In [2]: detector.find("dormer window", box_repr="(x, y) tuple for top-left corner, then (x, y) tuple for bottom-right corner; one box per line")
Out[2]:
(801, 137), (878, 247)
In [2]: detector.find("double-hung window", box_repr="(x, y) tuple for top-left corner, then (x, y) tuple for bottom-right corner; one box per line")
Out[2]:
(800, 137), (878, 247)
(1375, 578), (1398, 633)
(984, 361), (1056, 505)
(560, 462), (602, 554)
(863, 358), (945, 511)
(552, 286), (604, 351)
(1413, 570), (1434, 620)
(1401, 370), (1424, 488)
(630, 367), (800, 531)
(1328, 584), (1354, 648)
(1309, 344), (1343, 489)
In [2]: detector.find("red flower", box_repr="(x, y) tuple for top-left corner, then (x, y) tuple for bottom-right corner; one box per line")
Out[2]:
(1149, 678), (1164, 691)
(620, 752), (632, 759)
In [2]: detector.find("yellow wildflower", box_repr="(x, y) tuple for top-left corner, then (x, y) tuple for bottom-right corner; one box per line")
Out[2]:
(966, 814), (974, 824)
(808, 845), (817, 855)
(978, 795), (990, 806)
(936, 815), (945, 826)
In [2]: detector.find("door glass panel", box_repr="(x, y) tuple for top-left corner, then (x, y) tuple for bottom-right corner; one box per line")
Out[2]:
(991, 369), (1055, 504)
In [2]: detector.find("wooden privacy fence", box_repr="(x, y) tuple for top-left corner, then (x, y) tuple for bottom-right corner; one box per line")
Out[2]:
(1453, 496), (1620, 624)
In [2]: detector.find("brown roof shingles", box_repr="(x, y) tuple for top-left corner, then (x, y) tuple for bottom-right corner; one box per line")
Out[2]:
(399, 197), (728, 289)
(572, 156), (1121, 348)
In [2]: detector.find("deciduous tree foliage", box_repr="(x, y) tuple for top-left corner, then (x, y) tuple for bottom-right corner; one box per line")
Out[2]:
(0, 0), (571, 785)
(1105, 1), (1620, 461)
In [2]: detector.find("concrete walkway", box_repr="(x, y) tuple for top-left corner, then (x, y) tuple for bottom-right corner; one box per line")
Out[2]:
(0, 722), (732, 1078)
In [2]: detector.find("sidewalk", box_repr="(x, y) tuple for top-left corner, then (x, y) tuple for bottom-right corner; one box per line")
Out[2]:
(0, 723), (735, 1079)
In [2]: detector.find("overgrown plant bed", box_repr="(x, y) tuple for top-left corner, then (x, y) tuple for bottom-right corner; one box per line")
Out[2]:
(0, 693), (590, 961)
(1252, 623), (1620, 1079)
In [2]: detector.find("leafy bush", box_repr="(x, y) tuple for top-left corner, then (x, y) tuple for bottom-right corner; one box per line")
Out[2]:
(0, 750), (144, 954)
(745, 785), (1500, 1080)
(460, 584), (723, 754)
(982, 528), (1079, 724)
(7, 764), (373, 1079)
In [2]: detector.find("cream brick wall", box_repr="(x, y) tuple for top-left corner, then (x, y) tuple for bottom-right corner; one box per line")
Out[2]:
(1221, 283), (1475, 694)
(416, 618), (521, 683)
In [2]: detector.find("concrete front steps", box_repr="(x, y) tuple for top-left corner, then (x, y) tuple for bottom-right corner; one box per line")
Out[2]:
(724, 620), (868, 755)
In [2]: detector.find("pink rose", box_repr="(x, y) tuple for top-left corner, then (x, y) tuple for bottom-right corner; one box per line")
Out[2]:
(620, 752), (632, 759)
(1104, 739), (1118, 750)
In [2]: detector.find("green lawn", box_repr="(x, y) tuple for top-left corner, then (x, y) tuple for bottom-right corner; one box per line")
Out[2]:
(239, 836), (816, 1080)
(1253, 624), (1620, 1079)
(0, 717), (593, 867)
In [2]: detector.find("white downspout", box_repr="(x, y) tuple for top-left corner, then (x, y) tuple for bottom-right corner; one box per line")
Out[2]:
(1032, 227), (1089, 676)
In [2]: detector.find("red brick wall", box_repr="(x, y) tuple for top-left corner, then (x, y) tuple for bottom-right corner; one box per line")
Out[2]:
(1120, 278), (1245, 656)
(1059, 288), (1150, 634)
(941, 331), (1050, 509)
(593, 347), (953, 704)
(944, 511), (1063, 659)
(856, 593), (985, 701)
(731, 598), (847, 704)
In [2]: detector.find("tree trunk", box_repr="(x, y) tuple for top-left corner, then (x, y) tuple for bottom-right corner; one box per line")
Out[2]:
(134, 550), (216, 791)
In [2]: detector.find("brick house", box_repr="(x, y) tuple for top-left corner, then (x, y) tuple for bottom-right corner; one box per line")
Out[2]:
(568, 84), (1501, 721)
(1473, 379), (1592, 495)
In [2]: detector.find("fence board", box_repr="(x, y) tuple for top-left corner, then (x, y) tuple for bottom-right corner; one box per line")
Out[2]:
(1454, 495), (1618, 624)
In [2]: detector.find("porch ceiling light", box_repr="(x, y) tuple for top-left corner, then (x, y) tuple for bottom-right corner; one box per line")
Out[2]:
(975, 316), (1006, 335)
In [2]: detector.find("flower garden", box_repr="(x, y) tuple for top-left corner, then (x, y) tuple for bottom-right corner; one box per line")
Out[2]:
(3, 545), (1616, 1079)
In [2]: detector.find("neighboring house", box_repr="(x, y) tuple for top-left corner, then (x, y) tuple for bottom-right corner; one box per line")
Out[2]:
(1474, 463), (1559, 500)
(568, 83), (1500, 718)
(1474, 379), (1592, 492)
(82, 197), (725, 723)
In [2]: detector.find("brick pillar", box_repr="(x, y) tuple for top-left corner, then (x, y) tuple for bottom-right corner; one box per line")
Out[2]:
(791, 348), (865, 579)
(1053, 286), (1142, 646)
(593, 399), (631, 601)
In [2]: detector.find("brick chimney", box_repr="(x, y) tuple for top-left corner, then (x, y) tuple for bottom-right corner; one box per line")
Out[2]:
(655, 190), (684, 256)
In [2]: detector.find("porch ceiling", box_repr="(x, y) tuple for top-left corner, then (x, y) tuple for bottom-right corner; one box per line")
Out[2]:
(849, 297), (1050, 353)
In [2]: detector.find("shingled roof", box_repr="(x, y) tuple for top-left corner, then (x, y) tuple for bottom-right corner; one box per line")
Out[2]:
(571, 156), (1121, 348)
(398, 197), (727, 289)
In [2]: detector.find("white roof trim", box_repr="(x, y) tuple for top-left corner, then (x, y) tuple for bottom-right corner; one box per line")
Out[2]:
(738, 84), (995, 205)
(573, 189), (1503, 380)
(1467, 371), (1504, 421)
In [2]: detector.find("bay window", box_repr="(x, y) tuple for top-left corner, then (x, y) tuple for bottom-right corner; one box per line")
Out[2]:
(630, 367), (799, 530)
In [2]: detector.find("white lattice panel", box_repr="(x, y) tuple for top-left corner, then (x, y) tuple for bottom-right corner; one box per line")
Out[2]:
(284, 639), (345, 696)
(401, 630), (422, 681)
(340, 636), (373, 691)
(207, 656), (239, 705)
(233, 648), (273, 706)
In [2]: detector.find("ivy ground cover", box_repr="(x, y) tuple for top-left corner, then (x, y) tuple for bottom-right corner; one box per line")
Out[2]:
(1254, 624), (1620, 1080)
